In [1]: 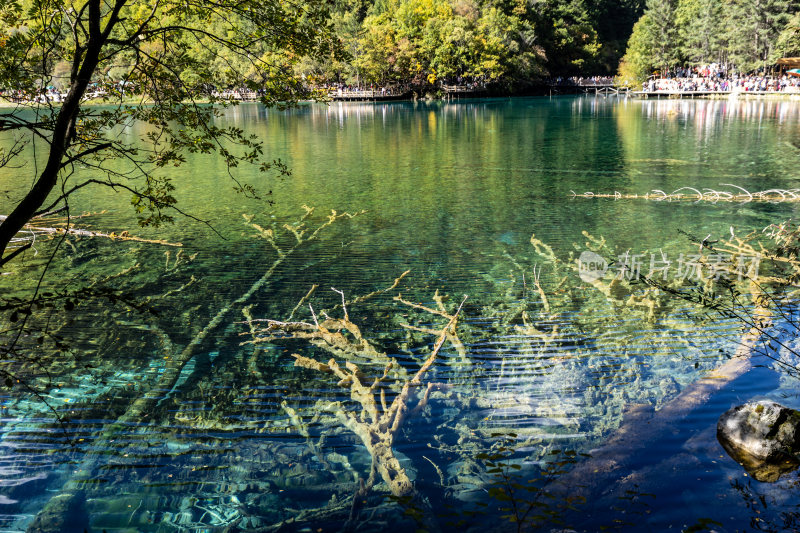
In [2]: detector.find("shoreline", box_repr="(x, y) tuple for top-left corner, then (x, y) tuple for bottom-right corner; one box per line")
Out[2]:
(5, 91), (800, 110)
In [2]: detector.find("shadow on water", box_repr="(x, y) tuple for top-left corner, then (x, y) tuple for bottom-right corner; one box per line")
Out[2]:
(557, 363), (787, 532)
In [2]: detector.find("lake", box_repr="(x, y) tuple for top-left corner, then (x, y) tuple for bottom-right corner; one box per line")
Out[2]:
(1, 96), (800, 531)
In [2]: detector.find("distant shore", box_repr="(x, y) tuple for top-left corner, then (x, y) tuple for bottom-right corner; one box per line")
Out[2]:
(0, 96), (211, 109)
(5, 91), (800, 111)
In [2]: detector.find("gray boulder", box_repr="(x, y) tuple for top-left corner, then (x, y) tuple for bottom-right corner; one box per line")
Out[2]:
(717, 401), (800, 482)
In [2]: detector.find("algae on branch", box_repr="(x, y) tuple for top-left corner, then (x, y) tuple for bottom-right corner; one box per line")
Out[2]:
(530, 230), (666, 322)
(243, 280), (468, 498)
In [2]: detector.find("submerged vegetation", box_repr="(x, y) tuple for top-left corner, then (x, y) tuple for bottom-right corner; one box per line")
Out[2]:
(9, 200), (796, 530)
(0, 196), (763, 529)
(5, 94), (800, 528)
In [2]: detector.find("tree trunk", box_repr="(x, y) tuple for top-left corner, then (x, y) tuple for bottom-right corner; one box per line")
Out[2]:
(0, 33), (103, 262)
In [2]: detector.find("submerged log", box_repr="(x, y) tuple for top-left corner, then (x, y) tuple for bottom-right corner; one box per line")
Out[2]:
(0, 213), (182, 249)
(245, 286), (467, 532)
(544, 288), (771, 502)
(27, 208), (360, 532)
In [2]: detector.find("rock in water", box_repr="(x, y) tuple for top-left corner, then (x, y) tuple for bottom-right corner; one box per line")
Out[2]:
(718, 401), (800, 460)
(717, 401), (800, 482)
(27, 490), (89, 532)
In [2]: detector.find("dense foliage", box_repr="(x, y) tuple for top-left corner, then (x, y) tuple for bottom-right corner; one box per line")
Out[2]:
(297, 0), (646, 87)
(0, 0), (339, 266)
(0, 1), (647, 92)
(617, 0), (800, 86)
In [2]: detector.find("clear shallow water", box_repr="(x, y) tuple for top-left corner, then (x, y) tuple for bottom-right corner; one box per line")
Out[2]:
(1, 96), (800, 531)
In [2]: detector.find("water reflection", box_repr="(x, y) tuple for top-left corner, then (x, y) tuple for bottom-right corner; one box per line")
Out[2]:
(632, 97), (800, 125)
(1, 96), (800, 531)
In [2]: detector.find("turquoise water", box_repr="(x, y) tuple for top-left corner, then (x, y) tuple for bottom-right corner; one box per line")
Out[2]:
(1, 96), (800, 531)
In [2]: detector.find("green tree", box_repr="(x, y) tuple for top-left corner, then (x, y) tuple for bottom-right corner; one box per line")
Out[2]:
(774, 11), (800, 59)
(356, 12), (397, 83)
(472, 7), (526, 80)
(588, 0), (646, 73)
(337, 0), (546, 87)
(296, 0), (367, 85)
(0, 0), (339, 266)
(532, 0), (603, 75)
(723, 0), (794, 72)
(643, 0), (678, 74)
(616, 13), (656, 86)
(675, 0), (722, 65)
(619, 0), (799, 77)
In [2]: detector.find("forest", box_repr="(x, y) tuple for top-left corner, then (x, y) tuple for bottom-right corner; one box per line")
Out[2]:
(304, 0), (800, 90)
(0, 0), (645, 95)
(323, 0), (800, 89)
(5, 0), (800, 95)
(618, 0), (800, 86)
(296, 0), (645, 88)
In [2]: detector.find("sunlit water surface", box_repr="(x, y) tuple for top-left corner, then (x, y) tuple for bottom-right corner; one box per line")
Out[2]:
(1, 96), (800, 531)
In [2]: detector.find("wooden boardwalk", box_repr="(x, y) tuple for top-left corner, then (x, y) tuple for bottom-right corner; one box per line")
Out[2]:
(211, 90), (260, 101)
(442, 85), (487, 98)
(330, 89), (407, 101)
(549, 83), (616, 95)
(594, 86), (629, 95)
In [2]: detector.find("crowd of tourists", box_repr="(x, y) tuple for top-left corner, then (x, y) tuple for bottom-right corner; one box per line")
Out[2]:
(0, 87), (68, 103)
(6, 66), (800, 104)
(644, 63), (800, 93)
(0, 81), (134, 103)
(551, 76), (615, 86)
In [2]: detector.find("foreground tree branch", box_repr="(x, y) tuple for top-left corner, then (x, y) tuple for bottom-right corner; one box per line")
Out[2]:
(0, 0), (341, 265)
